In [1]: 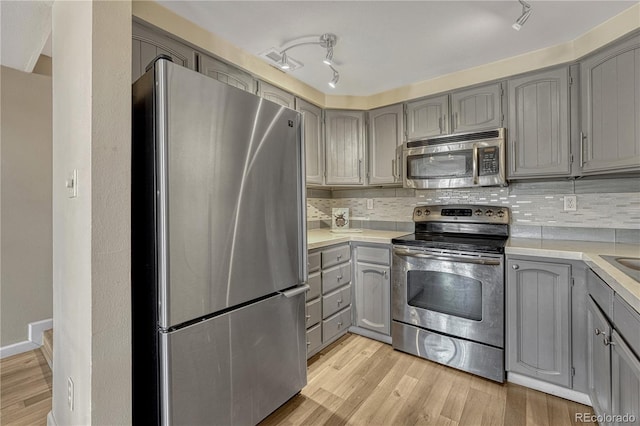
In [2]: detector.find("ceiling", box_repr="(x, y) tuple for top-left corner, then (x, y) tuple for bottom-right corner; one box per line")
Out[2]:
(157, 1), (638, 96)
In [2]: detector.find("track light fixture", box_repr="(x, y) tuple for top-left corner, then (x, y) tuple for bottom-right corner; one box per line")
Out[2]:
(512, 0), (532, 31)
(266, 32), (341, 89)
(328, 66), (339, 88)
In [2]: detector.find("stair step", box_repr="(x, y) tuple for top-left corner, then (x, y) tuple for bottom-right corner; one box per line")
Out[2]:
(41, 329), (53, 370)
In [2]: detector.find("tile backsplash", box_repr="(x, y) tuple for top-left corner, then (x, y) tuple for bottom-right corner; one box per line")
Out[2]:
(307, 177), (640, 241)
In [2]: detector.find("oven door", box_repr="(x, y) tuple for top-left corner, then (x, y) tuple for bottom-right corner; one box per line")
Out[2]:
(392, 246), (504, 348)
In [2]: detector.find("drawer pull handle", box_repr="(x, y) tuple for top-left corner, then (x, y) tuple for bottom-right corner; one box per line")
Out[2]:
(337, 321), (343, 328)
(307, 341), (311, 346)
(337, 275), (343, 281)
(337, 254), (342, 260)
(306, 315), (311, 320)
(337, 298), (343, 305)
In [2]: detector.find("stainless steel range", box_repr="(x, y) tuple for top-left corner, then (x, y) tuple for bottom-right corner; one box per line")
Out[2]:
(391, 205), (509, 382)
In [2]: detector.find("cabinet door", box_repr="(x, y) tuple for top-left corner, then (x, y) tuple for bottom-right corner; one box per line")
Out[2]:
(355, 262), (390, 335)
(581, 36), (640, 174)
(325, 110), (365, 185)
(506, 259), (571, 387)
(406, 95), (449, 140)
(257, 81), (295, 108)
(198, 54), (255, 93)
(297, 99), (324, 185)
(451, 83), (503, 133)
(132, 23), (195, 82)
(587, 297), (612, 421)
(611, 330), (640, 426)
(508, 68), (571, 178)
(368, 104), (404, 185)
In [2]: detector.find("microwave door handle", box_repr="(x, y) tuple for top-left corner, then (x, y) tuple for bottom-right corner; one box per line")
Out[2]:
(472, 145), (479, 185)
(393, 249), (501, 266)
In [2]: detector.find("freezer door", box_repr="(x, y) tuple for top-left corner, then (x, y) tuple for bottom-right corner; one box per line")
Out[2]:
(155, 60), (305, 328)
(160, 291), (307, 426)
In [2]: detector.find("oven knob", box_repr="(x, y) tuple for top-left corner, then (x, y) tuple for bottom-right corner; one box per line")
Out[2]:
(497, 210), (505, 218)
(485, 209), (494, 217)
(424, 209), (431, 216)
(474, 209), (483, 216)
(415, 209), (422, 217)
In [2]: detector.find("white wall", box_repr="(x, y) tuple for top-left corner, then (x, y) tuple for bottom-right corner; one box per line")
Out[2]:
(0, 65), (53, 347)
(50, 1), (131, 424)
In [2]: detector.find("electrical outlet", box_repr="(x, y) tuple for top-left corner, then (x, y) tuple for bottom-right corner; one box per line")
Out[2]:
(564, 195), (577, 212)
(67, 377), (74, 411)
(366, 199), (374, 210)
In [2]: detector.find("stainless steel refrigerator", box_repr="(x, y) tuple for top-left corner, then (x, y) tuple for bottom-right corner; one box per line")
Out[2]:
(132, 57), (308, 425)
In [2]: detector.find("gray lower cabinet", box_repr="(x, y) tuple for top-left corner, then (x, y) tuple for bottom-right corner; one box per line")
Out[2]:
(580, 34), (640, 174)
(405, 95), (449, 141)
(450, 82), (504, 133)
(306, 244), (352, 358)
(588, 296), (612, 420)
(611, 330), (640, 425)
(296, 99), (324, 185)
(353, 244), (391, 337)
(325, 110), (366, 185)
(368, 104), (404, 185)
(506, 259), (572, 387)
(507, 67), (571, 178)
(197, 54), (256, 93)
(257, 81), (296, 108)
(132, 21), (196, 82)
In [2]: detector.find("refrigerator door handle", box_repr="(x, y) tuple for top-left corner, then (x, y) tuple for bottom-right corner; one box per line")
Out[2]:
(280, 284), (310, 298)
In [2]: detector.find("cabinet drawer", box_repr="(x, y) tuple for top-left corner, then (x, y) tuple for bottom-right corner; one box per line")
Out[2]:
(322, 306), (352, 343)
(356, 245), (390, 266)
(322, 284), (352, 319)
(308, 251), (321, 273)
(587, 269), (613, 318)
(322, 245), (351, 269)
(614, 294), (640, 355)
(306, 324), (322, 355)
(306, 298), (321, 329)
(307, 272), (321, 301)
(322, 263), (352, 294)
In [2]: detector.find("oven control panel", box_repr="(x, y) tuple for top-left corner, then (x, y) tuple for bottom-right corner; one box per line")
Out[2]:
(413, 204), (509, 224)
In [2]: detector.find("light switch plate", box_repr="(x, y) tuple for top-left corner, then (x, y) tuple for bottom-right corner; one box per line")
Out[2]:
(66, 169), (78, 198)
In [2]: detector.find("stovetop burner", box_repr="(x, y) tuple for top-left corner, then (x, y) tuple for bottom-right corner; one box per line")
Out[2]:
(392, 204), (510, 253)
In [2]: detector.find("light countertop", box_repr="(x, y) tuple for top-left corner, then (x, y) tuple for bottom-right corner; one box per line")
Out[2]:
(507, 239), (640, 313)
(307, 229), (640, 313)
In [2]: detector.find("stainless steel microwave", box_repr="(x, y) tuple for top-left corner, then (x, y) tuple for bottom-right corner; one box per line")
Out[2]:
(403, 128), (507, 189)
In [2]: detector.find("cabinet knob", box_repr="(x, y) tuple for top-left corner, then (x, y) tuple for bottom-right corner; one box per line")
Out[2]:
(306, 341), (311, 346)
(603, 334), (615, 347)
(337, 254), (342, 260)
(305, 315), (311, 320)
(383, 270), (388, 278)
(512, 264), (519, 270)
(337, 298), (343, 305)
(337, 321), (343, 328)
(595, 328), (601, 335)
(337, 275), (343, 281)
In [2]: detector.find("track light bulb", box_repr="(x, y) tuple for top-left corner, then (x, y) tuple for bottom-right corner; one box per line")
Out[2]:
(328, 68), (339, 88)
(280, 51), (290, 70)
(512, 0), (532, 31)
(323, 47), (334, 66)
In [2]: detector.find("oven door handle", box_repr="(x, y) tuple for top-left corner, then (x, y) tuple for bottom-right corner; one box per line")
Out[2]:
(393, 249), (501, 265)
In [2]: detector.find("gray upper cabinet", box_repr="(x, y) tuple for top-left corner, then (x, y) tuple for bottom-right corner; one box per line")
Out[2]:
(587, 297), (612, 421)
(451, 83), (504, 133)
(506, 259), (572, 387)
(197, 54), (255, 93)
(405, 95), (449, 141)
(325, 110), (366, 185)
(257, 81), (296, 109)
(368, 104), (404, 185)
(580, 35), (640, 174)
(297, 99), (324, 186)
(132, 22), (195, 82)
(507, 67), (571, 178)
(355, 262), (390, 335)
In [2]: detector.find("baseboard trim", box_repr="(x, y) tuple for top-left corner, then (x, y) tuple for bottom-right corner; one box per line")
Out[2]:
(0, 318), (53, 359)
(507, 372), (592, 406)
(47, 410), (57, 426)
(349, 326), (392, 345)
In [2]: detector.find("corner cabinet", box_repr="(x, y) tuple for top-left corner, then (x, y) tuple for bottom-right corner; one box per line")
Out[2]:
(507, 67), (571, 178)
(368, 104), (404, 185)
(197, 54), (256, 93)
(406, 95), (449, 140)
(506, 259), (572, 387)
(353, 244), (391, 338)
(580, 34), (640, 174)
(450, 83), (504, 133)
(297, 99), (324, 186)
(325, 110), (366, 185)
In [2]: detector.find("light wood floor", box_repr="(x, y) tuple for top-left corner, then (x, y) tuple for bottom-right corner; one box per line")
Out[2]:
(261, 334), (596, 426)
(0, 349), (52, 426)
(0, 335), (595, 426)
